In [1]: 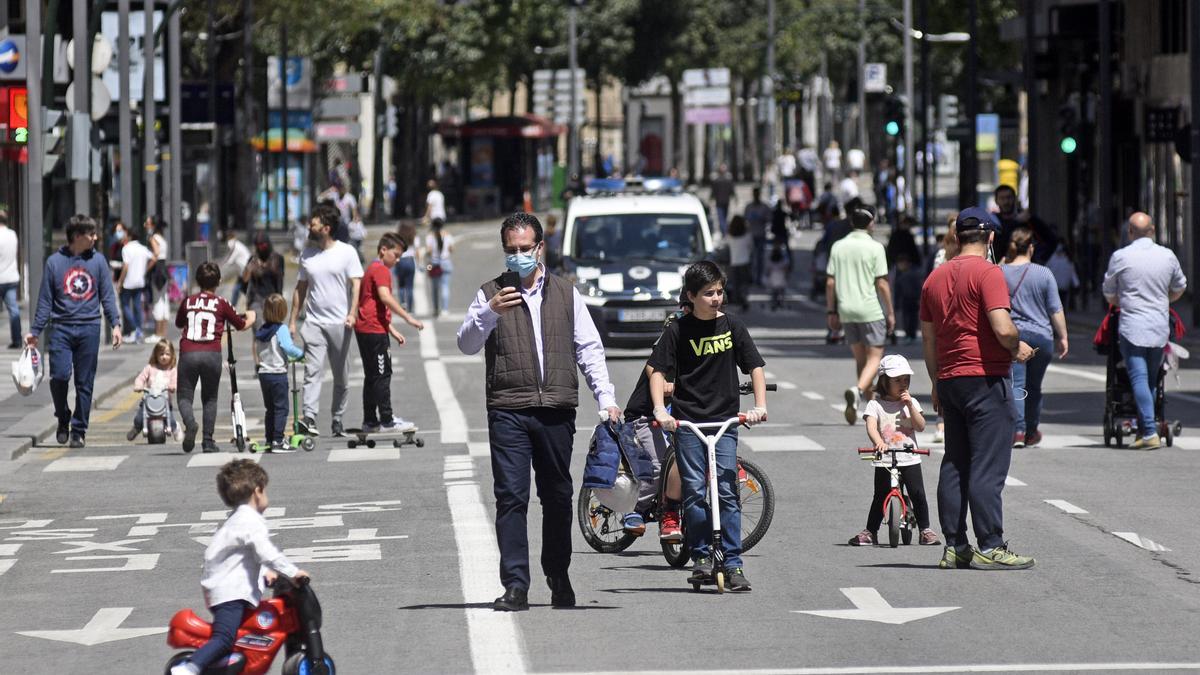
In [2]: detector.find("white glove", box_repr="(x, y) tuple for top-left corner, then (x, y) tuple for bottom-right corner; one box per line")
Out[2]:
(745, 406), (768, 426)
(653, 407), (677, 432)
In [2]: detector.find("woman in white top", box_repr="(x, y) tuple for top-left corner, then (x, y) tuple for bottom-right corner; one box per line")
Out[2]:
(726, 215), (754, 311)
(424, 218), (454, 316)
(146, 216), (170, 341)
(115, 222), (156, 342)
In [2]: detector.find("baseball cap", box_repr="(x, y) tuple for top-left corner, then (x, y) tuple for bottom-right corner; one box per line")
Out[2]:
(878, 354), (914, 378)
(954, 207), (1000, 233)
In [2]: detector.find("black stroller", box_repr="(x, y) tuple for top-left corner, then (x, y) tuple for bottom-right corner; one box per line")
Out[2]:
(1096, 308), (1183, 447)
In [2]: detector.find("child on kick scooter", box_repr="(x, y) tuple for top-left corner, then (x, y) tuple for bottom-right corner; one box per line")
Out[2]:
(126, 338), (181, 441)
(649, 261), (767, 592)
(848, 354), (941, 546)
(254, 294), (303, 453)
(170, 459), (309, 675)
(354, 232), (424, 432)
(176, 262), (255, 453)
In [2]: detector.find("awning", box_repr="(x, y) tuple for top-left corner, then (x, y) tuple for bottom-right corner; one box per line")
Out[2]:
(437, 114), (564, 140)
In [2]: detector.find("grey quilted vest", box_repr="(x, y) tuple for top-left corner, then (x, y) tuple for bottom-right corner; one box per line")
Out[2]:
(481, 272), (578, 410)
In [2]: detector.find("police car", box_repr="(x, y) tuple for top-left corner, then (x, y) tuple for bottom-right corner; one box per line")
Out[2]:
(560, 178), (714, 348)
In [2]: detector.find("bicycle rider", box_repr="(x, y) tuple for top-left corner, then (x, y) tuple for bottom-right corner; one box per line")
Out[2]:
(649, 261), (767, 592)
(848, 354), (940, 547)
(620, 299), (690, 541)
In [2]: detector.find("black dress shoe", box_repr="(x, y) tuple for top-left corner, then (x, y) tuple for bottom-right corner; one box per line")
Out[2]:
(546, 575), (575, 608)
(56, 422), (70, 445)
(493, 587), (528, 612)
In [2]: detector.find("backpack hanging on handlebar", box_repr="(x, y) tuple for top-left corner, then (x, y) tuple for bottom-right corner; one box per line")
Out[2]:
(582, 421), (655, 511)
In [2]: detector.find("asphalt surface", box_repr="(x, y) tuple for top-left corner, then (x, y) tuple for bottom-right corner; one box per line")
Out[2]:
(1, 220), (1199, 674)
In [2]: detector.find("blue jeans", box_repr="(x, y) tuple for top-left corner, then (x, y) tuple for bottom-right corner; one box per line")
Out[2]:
(0, 282), (20, 346)
(1011, 331), (1053, 434)
(259, 373), (289, 443)
(48, 322), (101, 435)
(716, 206), (730, 237)
(188, 599), (251, 670)
(1119, 337), (1164, 440)
(393, 257), (415, 311)
(119, 287), (143, 335)
(675, 425), (742, 568)
(431, 271), (451, 315)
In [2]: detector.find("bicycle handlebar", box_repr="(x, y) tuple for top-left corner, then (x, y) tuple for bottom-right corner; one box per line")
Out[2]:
(857, 446), (931, 456)
(738, 382), (776, 394)
(651, 414), (747, 433)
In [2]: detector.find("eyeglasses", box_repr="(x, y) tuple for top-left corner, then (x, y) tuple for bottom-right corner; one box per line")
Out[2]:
(503, 243), (540, 256)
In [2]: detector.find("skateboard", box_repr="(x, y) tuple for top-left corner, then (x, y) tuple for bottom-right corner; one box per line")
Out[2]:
(345, 427), (424, 449)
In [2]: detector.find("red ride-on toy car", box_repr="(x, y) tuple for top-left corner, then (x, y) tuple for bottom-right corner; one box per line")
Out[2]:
(165, 577), (333, 675)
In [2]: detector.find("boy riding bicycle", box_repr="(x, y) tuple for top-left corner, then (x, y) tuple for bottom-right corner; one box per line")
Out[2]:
(649, 261), (767, 592)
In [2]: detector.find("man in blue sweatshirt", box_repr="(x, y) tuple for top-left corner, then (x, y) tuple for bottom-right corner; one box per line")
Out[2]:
(26, 214), (122, 448)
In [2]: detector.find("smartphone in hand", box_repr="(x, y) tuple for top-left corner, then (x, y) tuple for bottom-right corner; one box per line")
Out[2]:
(500, 270), (520, 290)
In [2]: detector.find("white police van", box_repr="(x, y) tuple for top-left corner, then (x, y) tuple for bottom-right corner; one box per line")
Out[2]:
(560, 178), (715, 348)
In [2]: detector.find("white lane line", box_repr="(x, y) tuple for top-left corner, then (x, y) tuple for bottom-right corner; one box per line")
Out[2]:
(468, 442), (490, 457)
(1005, 476), (1027, 487)
(441, 354), (484, 365)
(1170, 436), (1200, 450)
(1029, 435), (1096, 449)
(745, 435), (825, 452)
(0, 559), (14, 576)
(544, 663), (1200, 674)
(830, 403), (846, 413)
(327, 447), (401, 462)
(446, 456), (528, 675)
(1045, 499), (1088, 514)
(1112, 531), (1171, 552)
(802, 391), (825, 400)
(426, 360), (469, 445)
(44, 456), (128, 472)
(420, 321), (441, 360)
(777, 381), (798, 390)
(413, 263), (431, 317)
(187, 452), (260, 468)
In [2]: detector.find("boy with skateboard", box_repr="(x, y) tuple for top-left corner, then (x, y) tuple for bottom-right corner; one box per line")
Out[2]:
(176, 261), (255, 453)
(355, 232), (424, 433)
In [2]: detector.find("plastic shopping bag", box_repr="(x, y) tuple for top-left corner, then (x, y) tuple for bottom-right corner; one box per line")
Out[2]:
(11, 345), (44, 396)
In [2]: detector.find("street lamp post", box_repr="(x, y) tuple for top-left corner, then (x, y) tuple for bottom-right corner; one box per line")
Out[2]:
(567, 4), (580, 177)
(903, 0), (914, 216)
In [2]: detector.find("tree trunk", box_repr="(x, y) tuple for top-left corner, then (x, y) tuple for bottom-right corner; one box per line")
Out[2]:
(592, 75), (603, 175)
(234, 0), (258, 230)
(669, 76), (684, 180)
(744, 77), (760, 182)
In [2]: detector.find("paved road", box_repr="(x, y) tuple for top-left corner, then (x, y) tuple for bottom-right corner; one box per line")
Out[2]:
(1, 220), (1199, 674)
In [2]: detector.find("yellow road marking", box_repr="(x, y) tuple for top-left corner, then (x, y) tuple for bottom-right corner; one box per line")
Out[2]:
(0, 494), (6, 505)
(92, 390), (143, 426)
(39, 448), (69, 461)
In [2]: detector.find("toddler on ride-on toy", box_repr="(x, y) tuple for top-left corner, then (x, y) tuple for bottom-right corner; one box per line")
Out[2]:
(168, 459), (309, 675)
(127, 338), (181, 443)
(849, 354), (940, 547)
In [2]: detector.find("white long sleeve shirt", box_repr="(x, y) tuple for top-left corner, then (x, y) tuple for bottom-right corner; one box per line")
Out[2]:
(200, 505), (299, 607)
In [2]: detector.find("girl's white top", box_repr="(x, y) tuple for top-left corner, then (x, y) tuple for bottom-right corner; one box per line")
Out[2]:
(862, 397), (923, 468)
(200, 504), (299, 607)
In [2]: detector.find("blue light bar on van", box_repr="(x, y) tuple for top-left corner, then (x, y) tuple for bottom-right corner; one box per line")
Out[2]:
(584, 176), (682, 195)
(586, 178), (626, 193)
(641, 177), (682, 192)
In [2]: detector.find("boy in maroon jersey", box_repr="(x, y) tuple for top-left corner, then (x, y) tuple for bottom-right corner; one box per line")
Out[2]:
(355, 232), (424, 432)
(176, 261), (255, 453)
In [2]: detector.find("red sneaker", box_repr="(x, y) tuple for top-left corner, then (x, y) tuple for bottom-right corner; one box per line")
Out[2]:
(1012, 432), (1026, 448)
(659, 510), (682, 541)
(1025, 430), (1043, 447)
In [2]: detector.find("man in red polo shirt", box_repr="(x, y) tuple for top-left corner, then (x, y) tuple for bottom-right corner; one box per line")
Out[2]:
(920, 207), (1035, 571)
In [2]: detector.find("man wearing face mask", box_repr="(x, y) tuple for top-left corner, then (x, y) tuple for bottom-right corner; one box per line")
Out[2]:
(920, 207), (1035, 571)
(289, 204), (363, 438)
(457, 212), (621, 613)
(243, 231), (285, 329)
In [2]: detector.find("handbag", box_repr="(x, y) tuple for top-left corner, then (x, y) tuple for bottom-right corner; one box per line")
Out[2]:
(427, 263), (444, 278)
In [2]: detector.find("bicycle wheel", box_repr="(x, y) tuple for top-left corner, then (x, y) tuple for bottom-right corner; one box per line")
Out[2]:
(575, 487), (637, 553)
(737, 457), (775, 551)
(886, 498), (901, 548)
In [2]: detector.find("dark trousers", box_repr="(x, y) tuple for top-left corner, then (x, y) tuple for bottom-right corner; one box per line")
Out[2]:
(899, 300), (920, 339)
(487, 407), (576, 590)
(258, 373), (289, 443)
(120, 287), (144, 335)
(355, 332), (392, 426)
(866, 464), (931, 532)
(937, 375), (1015, 551)
(189, 599), (251, 670)
(751, 235), (768, 284)
(393, 257), (416, 311)
(48, 322), (101, 435)
(178, 350), (223, 442)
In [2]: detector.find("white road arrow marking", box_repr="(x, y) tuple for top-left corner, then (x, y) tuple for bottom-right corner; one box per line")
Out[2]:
(793, 587), (959, 625)
(16, 607), (166, 646)
(1045, 499), (1088, 514)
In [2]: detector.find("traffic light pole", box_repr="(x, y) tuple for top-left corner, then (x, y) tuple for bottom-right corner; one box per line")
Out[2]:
(1190, 0), (1200, 327)
(24, 0), (44, 304)
(919, 0), (931, 253)
(903, 0), (914, 216)
(373, 43), (385, 223)
(567, 5), (580, 177)
(71, 0), (88, 214)
(118, 0), (133, 230)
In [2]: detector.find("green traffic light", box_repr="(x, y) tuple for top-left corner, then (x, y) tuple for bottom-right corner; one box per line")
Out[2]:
(885, 121), (900, 136)
(1060, 136), (1077, 154)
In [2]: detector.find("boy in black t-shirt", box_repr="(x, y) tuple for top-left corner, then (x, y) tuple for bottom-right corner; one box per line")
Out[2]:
(649, 261), (767, 592)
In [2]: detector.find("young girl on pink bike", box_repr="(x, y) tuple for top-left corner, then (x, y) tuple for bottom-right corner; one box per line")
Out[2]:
(849, 354), (941, 547)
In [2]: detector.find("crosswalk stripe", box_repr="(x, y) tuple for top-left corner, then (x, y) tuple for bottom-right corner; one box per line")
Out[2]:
(187, 452), (261, 468)
(1045, 499), (1088, 514)
(44, 456), (128, 472)
(802, 391), (824, 400)
(1112, 531), (1170, 552)
(328, 447), (401, 462)
(1005, 476), (1027, 487)
(745, 435), (824, 452)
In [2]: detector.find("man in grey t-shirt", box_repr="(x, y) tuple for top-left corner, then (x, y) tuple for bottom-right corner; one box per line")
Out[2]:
(1101, 212), (1187, 449)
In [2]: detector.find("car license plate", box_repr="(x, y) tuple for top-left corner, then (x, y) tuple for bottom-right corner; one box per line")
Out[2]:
(618, 308), (665, 322)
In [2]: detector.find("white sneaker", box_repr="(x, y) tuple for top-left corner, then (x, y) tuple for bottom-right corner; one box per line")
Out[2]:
(933, 428), (945, 444)
(173, 427), (184, 442)
(843, 387), (860, 425)
(144, 334), (163, 345)
(170, 662), (200, 675)
(384, 417), (417, 433)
